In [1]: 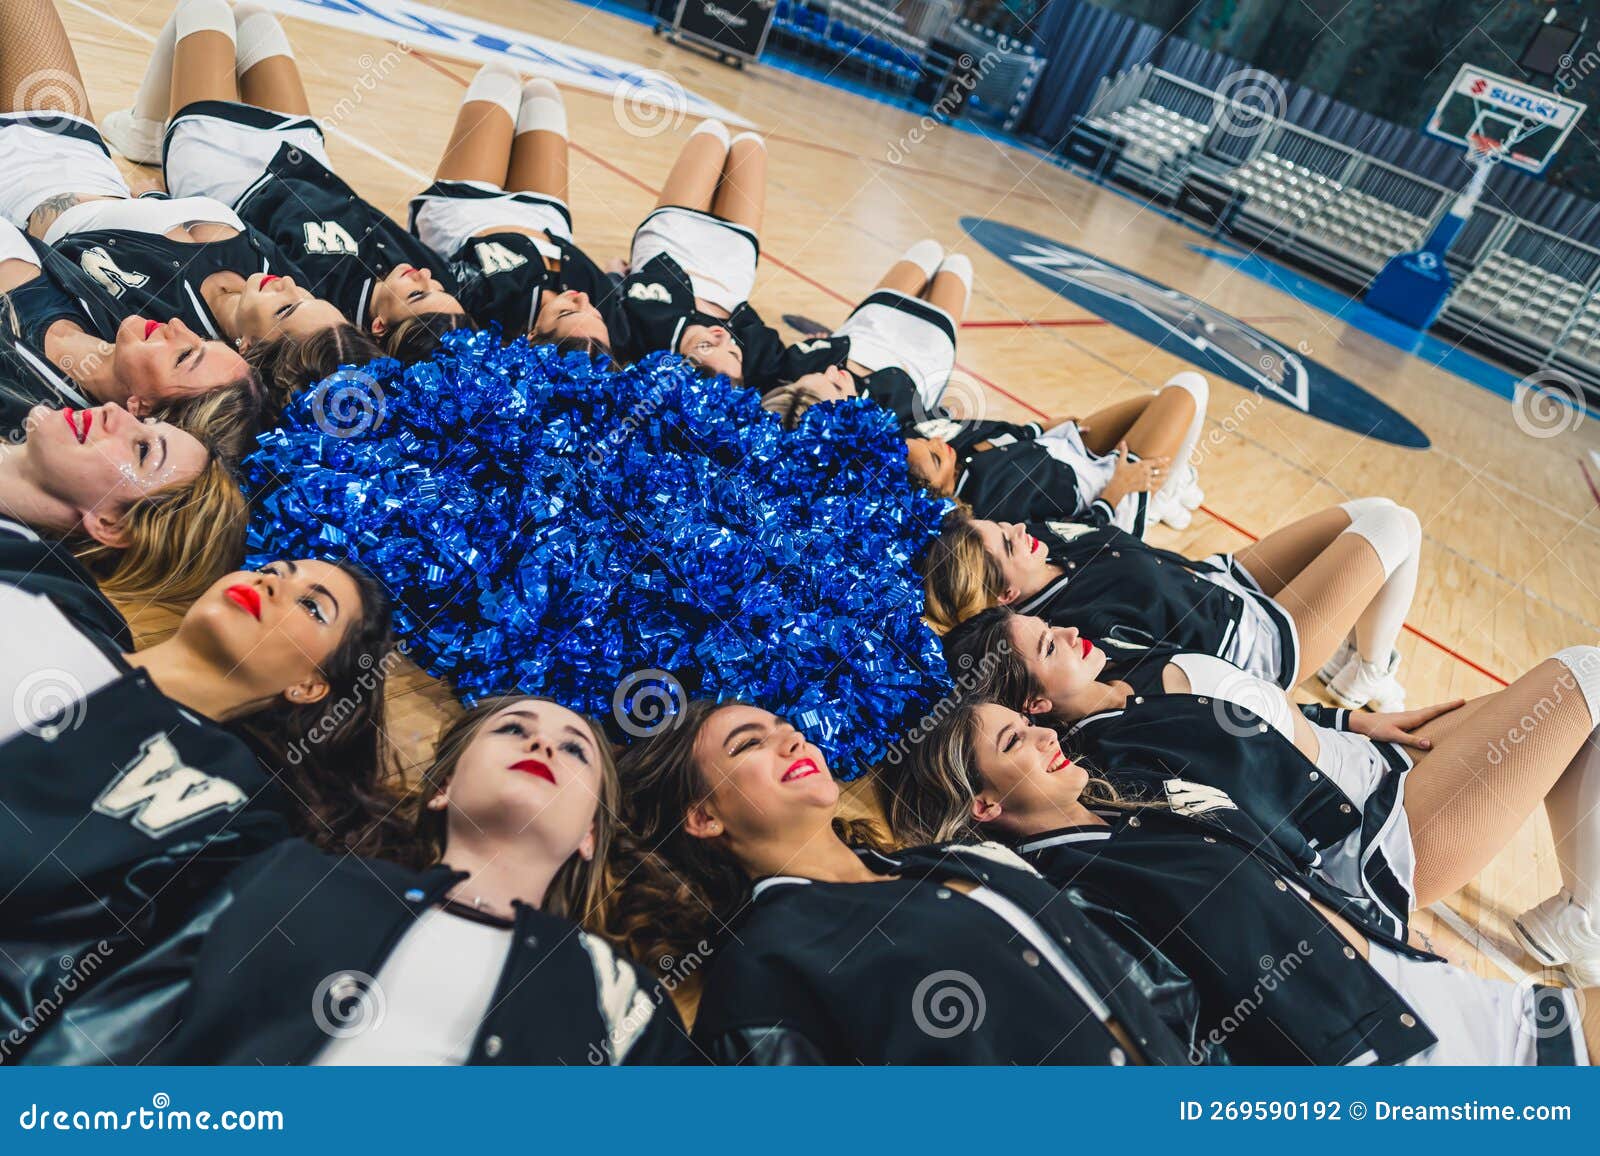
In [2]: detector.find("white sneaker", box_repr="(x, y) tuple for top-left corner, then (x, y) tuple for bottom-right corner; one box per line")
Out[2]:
(1327, 649), (1405, 712)
(1316, 636), (1356, 686)
(1515, 890), (1600, 986)
(101, 108), (166, 165)
(1177, 463), (1203, 510)
(1146, 488), (1190, 530)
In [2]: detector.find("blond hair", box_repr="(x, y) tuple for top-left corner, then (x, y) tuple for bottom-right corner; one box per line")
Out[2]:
(918, 504), (1004, 635)
(75, 456), (247, 610)
(761, 381), (827, 430)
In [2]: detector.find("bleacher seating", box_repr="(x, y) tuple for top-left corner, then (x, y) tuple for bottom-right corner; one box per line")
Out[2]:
(1082, 98), (1207, 184)
(771, 0), (925, 90)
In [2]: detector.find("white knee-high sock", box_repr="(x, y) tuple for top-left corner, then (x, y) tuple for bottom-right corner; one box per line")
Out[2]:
(233, 2), (294, 76)
(132, 11), (180, 122)
(175, 0), (235, 44)
(1548, 646), (1600, 911)
(462, 63), (522, 124)
(1155, 371), (1208, 502)
(691, 118), (731, 149)
(1340, 502), (1420, 663)
(900, 239), (944, 281)
(935, 253), (973, 310)
(516, 78), (567, 137)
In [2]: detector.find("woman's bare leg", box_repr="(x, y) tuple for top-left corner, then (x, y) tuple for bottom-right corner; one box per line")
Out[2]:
(710, 131), (766, 233)
(924, 253), (971, 322)
(434, 64), (521, 186)
(655, 119), (729, 212)
(168, 0), (238, 117)
(1404, 653), (1599, 908)
(232, 3), (309, 115)
(1233, 506), (1352, 596)
(0, 0), (92, 119)
(1118, 383), (1197, 462)
(506, 78), (568, 201)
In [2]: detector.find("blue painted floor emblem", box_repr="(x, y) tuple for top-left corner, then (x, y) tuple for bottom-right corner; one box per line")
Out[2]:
(964, 218), (1430, 449)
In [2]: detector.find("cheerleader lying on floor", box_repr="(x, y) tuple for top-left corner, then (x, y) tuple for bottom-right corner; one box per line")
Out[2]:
(610, 701), (1204, 1064)
(891, 701), (1600, 1066)
(921, 497), (1419, 709)
(409, 65), (626, 357)
(21, 697), (691, 1066)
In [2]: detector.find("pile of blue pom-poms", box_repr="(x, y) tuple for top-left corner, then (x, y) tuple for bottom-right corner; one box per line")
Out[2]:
(243, 330), (953, 778)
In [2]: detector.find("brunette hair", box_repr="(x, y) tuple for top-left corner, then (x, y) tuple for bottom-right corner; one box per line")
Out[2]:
(231, 562), (409, 855)
(608, 700), (887, 976)
(245, 325), (382, 425)
(941, 606), (1039, 710)
(379, 311), (477, 363)
(408, 695), (621, 928)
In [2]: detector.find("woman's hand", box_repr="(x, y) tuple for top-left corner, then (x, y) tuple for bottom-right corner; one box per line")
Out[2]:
(1346, 699), (1467, 750)
(1100, 443), (1169, 509)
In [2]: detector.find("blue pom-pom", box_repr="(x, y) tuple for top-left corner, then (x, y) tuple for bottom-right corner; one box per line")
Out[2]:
(243, 334), (952, 779)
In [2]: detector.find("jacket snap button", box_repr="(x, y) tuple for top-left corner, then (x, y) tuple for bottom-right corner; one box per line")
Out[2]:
(1133, 696), (1143, 704)
(1274, 880), (1288, 891)
(1343, 946), (1357, 959)
(1308, 771), (1319, 780)
(1400, 1013), (1417, 1028)
(1128, 816), (1140, 827)
(1258, 724), (1269, 733)
(1339, 803), (1353, 814)
(1021, 949), (1041, 967)
(38, 723), (60, 742)
(1067, 562), (1076, 569)
(1196, 697), (1208, 705)
(524, 935), (539, 950)
(483, 1035), (503, 1058)
(1109, 1047), (1127, 1066)
(404, 888), (425, 903)
(936, 888), (952, 899)
(1111, 551), (1120, 558)
(1204, 836), (1217, 843)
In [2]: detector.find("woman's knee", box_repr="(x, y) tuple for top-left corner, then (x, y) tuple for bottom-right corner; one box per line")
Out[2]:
(1552, 645), (1600, 729)
(1160, 370), (1207, 412)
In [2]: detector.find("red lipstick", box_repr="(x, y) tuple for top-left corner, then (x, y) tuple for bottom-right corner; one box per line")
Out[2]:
(259, 274), (282, 288)
(224, 584), (262, 620)
(782, 757), (821, 783)
(511, 759), (556, 784)
(142, 319), (161, 340)
(1080, 637), (1092, 659)
(63, 407), (90, 443)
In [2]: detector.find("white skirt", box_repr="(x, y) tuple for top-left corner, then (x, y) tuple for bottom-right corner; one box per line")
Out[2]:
(164, 103), (330, 208)
(832, 289), (958, 411)
(1312, 726), (1417, 927)
(1200, 554), (1294, 687)
(412, 181), (571, 262)
(630, 205), (757, 312)
(0, 114), (129, 229)
(1367, 946), (1589, 1065)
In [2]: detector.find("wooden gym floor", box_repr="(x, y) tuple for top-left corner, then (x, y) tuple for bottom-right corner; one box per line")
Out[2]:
(63, 0), (1600, 986)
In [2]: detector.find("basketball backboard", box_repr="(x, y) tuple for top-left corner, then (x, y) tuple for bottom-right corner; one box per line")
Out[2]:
(1425, 64), (1586, 174)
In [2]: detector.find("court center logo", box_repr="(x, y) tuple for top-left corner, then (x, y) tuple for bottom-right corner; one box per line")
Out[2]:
(962, 219), (1430, 449)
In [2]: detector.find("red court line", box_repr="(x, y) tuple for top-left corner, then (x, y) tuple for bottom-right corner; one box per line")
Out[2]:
(401, 44), (1508, 688)
(1579, 456), (1600, 509)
